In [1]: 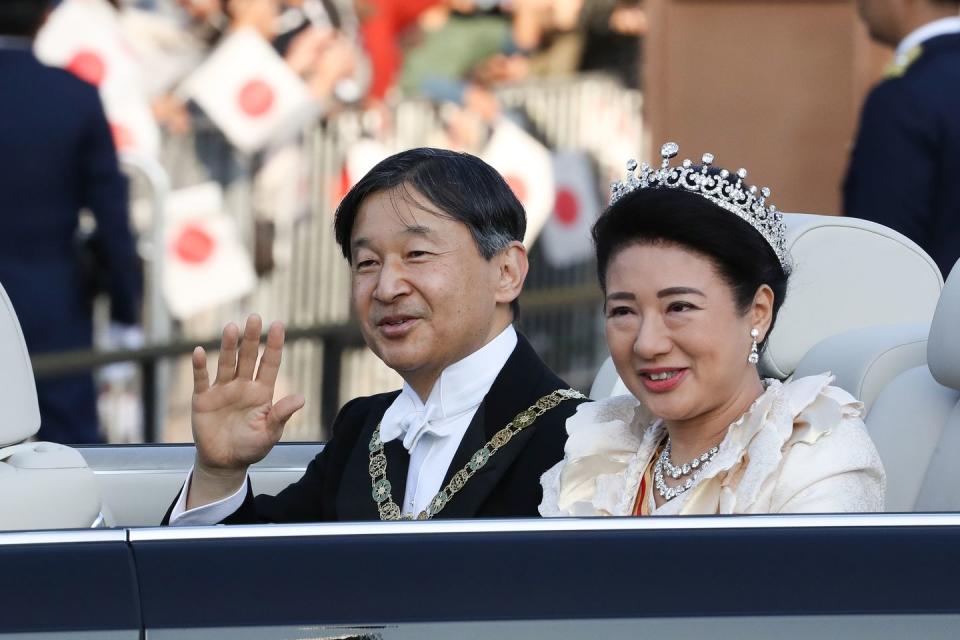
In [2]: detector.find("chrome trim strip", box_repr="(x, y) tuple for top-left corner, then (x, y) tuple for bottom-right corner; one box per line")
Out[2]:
(92, 469), (190, 475)
(128, 512), (960, 542)
(91, 467), (310, 476)
(0, 529), (127, 546)
(80, 443), (322, 473)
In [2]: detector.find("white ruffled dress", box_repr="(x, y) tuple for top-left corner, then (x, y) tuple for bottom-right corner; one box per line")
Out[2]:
(539, 374), (886, 516)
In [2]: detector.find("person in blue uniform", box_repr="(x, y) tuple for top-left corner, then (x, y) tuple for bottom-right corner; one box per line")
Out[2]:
(0, 1), (141, 443)
(844, 0), (960, 279)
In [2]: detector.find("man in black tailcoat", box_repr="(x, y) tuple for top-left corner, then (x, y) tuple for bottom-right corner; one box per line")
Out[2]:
(845, 0), (960, 278)
(166, 148), (587, 524)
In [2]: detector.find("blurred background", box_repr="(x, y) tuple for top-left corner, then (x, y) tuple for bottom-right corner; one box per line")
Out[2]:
(13, 0), (890, 444)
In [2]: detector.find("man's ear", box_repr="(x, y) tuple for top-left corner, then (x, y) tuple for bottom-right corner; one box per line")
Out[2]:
(494, 241), (528, 306)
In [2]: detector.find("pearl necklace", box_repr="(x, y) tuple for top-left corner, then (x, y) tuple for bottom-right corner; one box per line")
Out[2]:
(653, 439), (720, 501)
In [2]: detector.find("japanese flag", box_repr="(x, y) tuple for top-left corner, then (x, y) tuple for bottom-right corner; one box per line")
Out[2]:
(578, 94), (643, 176)
(103, 92), (161, 158)
(161, 183), (257, 320)
(330, 137), (392, 208)
(345, 138), (392, 189)
(35, 0), (160, 157)
(541, 152), (601, 267)
(482, 118), (555, 248)
(34, 0), (137, 94)
(179, 29), (318, 154)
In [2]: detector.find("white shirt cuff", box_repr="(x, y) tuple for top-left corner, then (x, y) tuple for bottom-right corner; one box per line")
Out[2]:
(167, 466), (249, 526)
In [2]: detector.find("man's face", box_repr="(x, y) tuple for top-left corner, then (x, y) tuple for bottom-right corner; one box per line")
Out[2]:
(349, 186), (509, 396)
(856, 0), (907, 47)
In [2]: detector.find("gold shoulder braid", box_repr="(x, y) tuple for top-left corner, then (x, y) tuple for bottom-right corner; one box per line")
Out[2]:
(884, 44), (923, 79)
(368, 388), (586, 520)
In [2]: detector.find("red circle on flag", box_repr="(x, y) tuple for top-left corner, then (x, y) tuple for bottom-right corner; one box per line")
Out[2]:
(555, 188), (580, 227)
(335, 165), (351, 206)
(66, 50), (106, 87)
(238, 79), (275, 118)
(505, 175), (527, 203)
(173, 224), (215, 265)
(110, 123), (134, 151)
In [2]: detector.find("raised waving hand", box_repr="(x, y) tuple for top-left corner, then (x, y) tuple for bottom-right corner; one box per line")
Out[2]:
(191, 315), (305, 476)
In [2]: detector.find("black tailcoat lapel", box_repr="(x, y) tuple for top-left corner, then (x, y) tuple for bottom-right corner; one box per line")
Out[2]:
(335, 393), (406, 520)
(436, 334), (568, 518)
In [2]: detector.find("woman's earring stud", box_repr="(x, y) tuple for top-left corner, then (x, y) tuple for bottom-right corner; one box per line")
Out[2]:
(748, 328), (760, 364)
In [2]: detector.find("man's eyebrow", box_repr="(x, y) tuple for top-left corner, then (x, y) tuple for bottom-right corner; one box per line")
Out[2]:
(657, 287), (706, 298)
(351, 225), (434, 251)
(401, 224), (432, 236)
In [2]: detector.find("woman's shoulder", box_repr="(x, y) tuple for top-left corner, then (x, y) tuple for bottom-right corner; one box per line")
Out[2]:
(775, 373), (862, 420)
(773, 373), (875, 453)
(729, 373), (863, 460)
(768, 373), (885, 512)
(774, 374), (871, 443)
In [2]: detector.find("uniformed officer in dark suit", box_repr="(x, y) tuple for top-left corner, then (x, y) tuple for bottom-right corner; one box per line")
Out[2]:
(844, 0), (960, 278)
(0, 1), (141, 443)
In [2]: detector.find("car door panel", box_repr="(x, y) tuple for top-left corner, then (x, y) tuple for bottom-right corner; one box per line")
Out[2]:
(0, 531), (139, 639)
(128, 516), (960, 637)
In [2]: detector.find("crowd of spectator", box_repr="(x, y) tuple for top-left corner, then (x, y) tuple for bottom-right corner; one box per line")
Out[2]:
(113, 0), (645, 142)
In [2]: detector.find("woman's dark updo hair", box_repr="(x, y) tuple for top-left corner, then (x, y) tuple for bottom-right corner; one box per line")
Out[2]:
(593, 187), (791, 348)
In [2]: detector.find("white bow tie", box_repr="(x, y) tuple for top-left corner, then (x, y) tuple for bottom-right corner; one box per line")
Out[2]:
(393, 405), (442, 451)
(380, 404), (452, 451)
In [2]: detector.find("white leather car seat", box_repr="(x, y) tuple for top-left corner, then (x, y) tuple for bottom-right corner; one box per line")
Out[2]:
(0, 282), (102, 530)
(591, 213), (944, 405)
(867, 260), (960, 512)
(772, 214), (942, 413)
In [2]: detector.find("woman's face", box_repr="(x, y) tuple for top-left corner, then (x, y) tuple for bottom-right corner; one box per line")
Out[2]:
(604, 242), (770, 425)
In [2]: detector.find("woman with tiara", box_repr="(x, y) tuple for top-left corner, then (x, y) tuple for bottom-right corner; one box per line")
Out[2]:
(539, 143), (885, 516)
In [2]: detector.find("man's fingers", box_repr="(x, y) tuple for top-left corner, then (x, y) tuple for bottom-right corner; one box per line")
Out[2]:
(235, 314), (263, 380)
(214, 322), (240, 385)
(192, 346), (209, 394)
(268, 394), (305, 431)
(255, 321), (285, 386)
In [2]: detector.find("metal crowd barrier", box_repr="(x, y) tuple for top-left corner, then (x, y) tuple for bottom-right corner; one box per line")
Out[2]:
(119, 153), (172, 440)
(32, 74), (642, 444)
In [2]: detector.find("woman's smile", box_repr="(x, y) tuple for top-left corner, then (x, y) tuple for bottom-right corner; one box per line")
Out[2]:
(637, 367), (689, 392)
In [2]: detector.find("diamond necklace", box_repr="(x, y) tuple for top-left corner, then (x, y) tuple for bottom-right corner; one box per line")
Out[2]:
(660, 439), (719, 479)
(653, 439), (720, 501)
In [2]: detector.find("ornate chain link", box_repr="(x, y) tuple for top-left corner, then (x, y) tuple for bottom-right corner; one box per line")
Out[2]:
(369, 388), (586, 521)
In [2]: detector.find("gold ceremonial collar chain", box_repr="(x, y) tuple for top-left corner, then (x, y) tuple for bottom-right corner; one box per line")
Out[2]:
(368, 388), (585, 520)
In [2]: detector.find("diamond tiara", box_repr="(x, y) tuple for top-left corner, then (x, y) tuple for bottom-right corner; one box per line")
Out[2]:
(610, 142), (790, 270)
